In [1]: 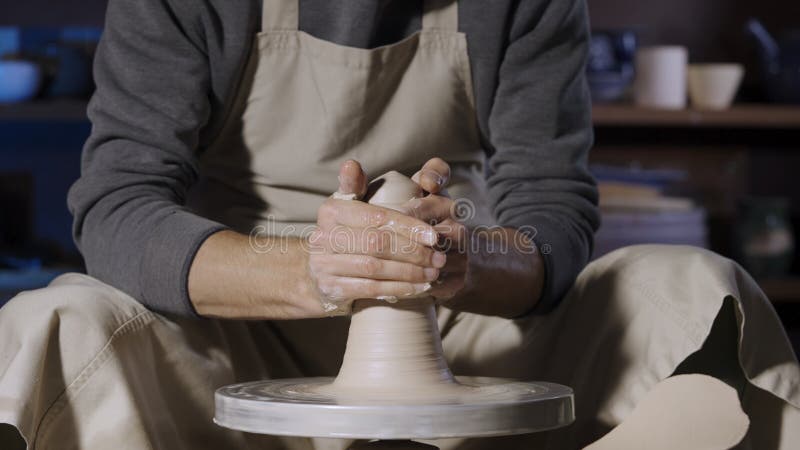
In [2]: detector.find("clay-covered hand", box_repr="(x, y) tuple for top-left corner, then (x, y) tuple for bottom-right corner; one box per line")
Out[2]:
(403, 158), (467, 303)
(306, 160), (447, 315)
(405, 158), (545, 318)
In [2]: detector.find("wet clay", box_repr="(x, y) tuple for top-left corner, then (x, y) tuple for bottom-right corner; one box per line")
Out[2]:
(217, 171), (573, 432)
(318, 172), (464, 400)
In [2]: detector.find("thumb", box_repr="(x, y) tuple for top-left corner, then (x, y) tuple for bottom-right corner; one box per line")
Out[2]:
(336, 159), (367, 199)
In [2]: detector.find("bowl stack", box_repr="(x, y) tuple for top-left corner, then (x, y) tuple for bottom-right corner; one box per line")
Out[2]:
(591, 165), (708, 259)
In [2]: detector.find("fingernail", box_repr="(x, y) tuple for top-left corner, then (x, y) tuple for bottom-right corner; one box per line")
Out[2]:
(422, 171), (444, 188)
(376, 295), (399, 304)
(414, 283), (432, 294)
(424, 267), (439, 281)
(432, 251), (447, 268)
(416, 228), (436, 246)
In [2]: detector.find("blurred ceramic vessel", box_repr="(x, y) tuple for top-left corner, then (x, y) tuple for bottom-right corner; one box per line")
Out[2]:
(634, 46), (688, 110)
(687, 64), (744, 110)
(0, 60), (41, 103)
(735, 197), (795, 278)
(587, 30), (637, 102)
(746, 19), (800, 104)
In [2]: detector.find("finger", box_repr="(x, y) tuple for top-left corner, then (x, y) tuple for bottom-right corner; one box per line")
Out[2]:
(403, 195), (453, 225)
(337, 159), (368, 199)
(317, 275), (431, 301)
(318, 199), (438, 246)
(429, 275), (465, 302)
(311, 254), (439, 283)
(439, 251), (468, 273)
(346, 277), (433, 300)
(434, 219), (468, 249)
(312, 228), (447, 268)
(411, 158), (451, 194)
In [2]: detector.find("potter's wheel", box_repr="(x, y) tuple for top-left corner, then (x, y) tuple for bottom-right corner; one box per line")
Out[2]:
(213, 172), (575, 447)
(215, 377), (574, 439)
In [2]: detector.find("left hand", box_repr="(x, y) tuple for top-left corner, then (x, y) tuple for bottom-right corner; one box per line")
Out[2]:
(405, 158), (468, 303)
(404, 158), (546, 317)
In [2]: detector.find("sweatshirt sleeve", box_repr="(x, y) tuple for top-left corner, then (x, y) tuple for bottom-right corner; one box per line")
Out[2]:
(67, 0), (228, 316)
(486, 0), (600, 313)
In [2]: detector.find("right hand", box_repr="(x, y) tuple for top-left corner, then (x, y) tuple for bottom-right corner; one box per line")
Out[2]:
(306, 160), (447, 315)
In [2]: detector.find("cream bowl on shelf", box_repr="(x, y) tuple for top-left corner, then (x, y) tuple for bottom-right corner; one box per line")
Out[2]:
(687, 64), (744, 110)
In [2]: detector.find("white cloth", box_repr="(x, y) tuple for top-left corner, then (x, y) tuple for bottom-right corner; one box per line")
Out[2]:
(1, 246), (799, 449)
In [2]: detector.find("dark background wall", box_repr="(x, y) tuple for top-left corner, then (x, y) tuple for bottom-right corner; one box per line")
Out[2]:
(1, 0), (108, 26)
(2, 0), (799, 255)
(1, 0), (106, 256)
(6, 0), (799, 62)
(6, 0), (800, 44)
(590, 0), (800, 58)
(589, 0), (800, 93)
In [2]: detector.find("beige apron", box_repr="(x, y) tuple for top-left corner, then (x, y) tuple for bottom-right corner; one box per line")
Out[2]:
(1, 0), (799, 449)
(187, 0), (489, 381)
(188, 0), (485, 236)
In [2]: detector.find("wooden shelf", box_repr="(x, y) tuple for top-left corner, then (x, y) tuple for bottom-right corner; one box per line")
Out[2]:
(0, 100), (89, 122)
(759, 278), (800, 303)
(8, 101), (797, 128)
(593, 104), (800, 129)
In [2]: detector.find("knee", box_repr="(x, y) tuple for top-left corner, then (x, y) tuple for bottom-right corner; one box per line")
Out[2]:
(0, 273), (150, 344)
(584, 245), (755, 301)
(594, 244), (739, 277)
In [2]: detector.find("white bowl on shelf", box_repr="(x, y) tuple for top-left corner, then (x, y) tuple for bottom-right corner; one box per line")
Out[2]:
(687, 64), (744, 111)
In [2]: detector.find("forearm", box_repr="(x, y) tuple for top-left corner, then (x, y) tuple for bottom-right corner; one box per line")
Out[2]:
(485, 0), (598, 311)
(188, 230), (324, 319)
(449, 227), (544, 318)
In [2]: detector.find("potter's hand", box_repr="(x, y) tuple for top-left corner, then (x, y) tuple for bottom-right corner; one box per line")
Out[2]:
(411, 157), (451, 195)
(306, 160), (446, 315)
(404, 158), (468, 303)
(405, 158), (546, 318)
(396, 158), (463, 302)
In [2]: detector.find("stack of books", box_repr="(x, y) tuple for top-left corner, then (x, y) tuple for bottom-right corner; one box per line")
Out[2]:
(591, 165), (708, 259)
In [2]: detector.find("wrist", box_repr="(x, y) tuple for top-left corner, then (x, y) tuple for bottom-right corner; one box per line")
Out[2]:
(189, 231), (326, 319)
(451, 227), (544, 318)
(290, 240), (328, 317)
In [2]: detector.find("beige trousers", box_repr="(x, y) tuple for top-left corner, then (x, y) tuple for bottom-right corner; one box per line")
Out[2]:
(1, 245), (798, 450)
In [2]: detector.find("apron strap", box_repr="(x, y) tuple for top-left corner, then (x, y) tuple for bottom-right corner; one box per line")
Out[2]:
(262, 0), (299, 31)
(422, 0), (459, 31)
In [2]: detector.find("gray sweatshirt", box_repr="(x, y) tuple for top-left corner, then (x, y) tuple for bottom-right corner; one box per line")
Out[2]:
(68, 0), (599, 317)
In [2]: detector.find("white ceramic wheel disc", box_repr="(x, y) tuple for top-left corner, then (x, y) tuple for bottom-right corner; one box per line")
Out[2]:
(215, 377), (574, 440)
